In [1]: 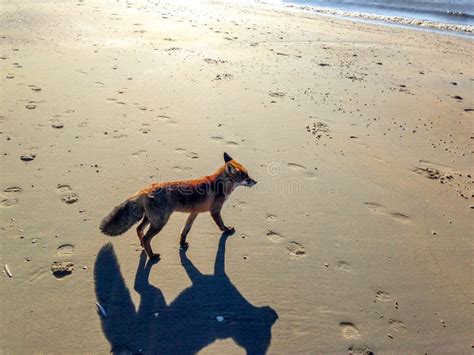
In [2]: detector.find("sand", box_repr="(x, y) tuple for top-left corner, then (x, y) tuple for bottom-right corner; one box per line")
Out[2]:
(0, 0), (473, 353)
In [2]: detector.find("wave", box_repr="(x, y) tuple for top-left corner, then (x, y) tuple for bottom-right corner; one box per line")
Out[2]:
(255, 0), (474, 33)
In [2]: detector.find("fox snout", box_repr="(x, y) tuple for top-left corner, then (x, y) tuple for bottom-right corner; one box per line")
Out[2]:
(244, 177), (257, 187)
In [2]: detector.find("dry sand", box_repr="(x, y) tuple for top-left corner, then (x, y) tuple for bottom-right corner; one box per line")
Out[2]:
(1, 0), (473, 353)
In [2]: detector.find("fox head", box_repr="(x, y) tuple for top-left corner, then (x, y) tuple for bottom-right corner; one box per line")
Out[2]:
(223, 152), (257, 187)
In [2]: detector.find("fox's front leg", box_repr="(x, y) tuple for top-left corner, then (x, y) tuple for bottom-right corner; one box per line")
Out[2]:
(211, 209), (234, 233)
(180, 213), (198, 250)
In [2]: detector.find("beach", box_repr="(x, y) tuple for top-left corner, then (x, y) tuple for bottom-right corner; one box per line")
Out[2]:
(0, 0), (473, 353)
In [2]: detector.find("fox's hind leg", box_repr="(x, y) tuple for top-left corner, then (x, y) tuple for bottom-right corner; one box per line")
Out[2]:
(143, 214), (170, 259)
(136, 216), (149, 247)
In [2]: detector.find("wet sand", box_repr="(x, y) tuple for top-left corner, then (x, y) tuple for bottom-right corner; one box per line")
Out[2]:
(1, 0), (473, 353)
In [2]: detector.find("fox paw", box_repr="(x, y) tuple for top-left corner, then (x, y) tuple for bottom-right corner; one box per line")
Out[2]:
(149, 253), (160, 260)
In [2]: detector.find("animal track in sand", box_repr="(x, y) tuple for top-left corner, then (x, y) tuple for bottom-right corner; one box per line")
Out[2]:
(156, 115), (176, 125)
(57, 184), (72, 193)
(389, 319), (407, 332)
(0, 186), (22, 207)
(203, 58), (227, 65)
(412, 160), (472, 200)
(268, 91), (286, 98)
(175, 148), (199, 159)
(337, 261), (352, 272)
(57, 185), (79, 204)
(56, 244), (75, 256)
(286, 241), (306, 258)
(339, 322), (361, 339)
(186, 152), (199, 159)
(213, 73), (233, 81)
(51, 261), (74, 278)
(132, 149), (147, 156)
(364, 202), (410, 223)
(61, 194), (79, 204)
(266, 230), (284, 243)
(306, 121), (331, 143)
(0, 198), (18, 208)
(172, 166), (192, 172)
(210, 135), (239, 146)
(288, 162), (307, 170)
(4, 186), (23, 193)
(347, 344), (374, 355)
(288, 163), (317, 180)
(375, 290), (392, 302)
(266, 214), (277, 221)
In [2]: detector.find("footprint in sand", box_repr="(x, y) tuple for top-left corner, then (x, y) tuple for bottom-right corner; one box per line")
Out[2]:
(389, 319), (407, 332)
(288, 162), (306, 171)
(172, 166), (192, 172)
(266, 230), (284, 243)
(0, 198), (18, 208)
(286, 241), (306, 258)
(266, 214), (277, 221)
(0, 186), (23, 208)
(156, 115), (177, 125)
(339, 322), (361, 339)
(175, 148), (199, 160)
(269, 91), (286, 98)
(288, 163), (317, 180)
(132, 149), (148, 157)
(4, 186), (23, 193)
(57, 185), (79, 205)
(375, 290), (392, 302)
(186, 152), (199, 160)
(56, 244), (75, 257)
(51, 261), (74, 278)
(364, 202), (410, 223)
(61, 194), (79, 204)
(139, 127), (150, 134)
(337, 261), (352, 272)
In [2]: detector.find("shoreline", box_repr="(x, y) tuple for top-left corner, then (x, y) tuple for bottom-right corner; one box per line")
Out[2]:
(254, 0), (474, 34)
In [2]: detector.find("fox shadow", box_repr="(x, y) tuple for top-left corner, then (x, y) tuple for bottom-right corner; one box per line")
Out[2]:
(94, 232), (278, 354)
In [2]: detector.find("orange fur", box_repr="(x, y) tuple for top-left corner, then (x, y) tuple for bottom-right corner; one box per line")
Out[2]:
(100, 153), (256, 259)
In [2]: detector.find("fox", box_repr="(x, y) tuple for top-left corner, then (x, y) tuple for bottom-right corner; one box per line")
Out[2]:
(99, 152), (257, 259)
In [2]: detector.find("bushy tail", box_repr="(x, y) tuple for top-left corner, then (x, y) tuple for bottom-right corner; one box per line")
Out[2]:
(100, 198), (144, 236)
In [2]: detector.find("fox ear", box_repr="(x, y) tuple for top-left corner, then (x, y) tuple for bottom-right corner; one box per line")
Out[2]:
(223, 152), (233, 163)
(226, 163), (237, 175)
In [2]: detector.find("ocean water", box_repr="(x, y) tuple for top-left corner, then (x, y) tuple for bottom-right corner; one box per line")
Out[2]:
(281, 0), (474, 26)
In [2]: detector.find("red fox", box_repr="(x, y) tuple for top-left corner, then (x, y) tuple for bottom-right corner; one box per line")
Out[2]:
(100, 152), (257, 259)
